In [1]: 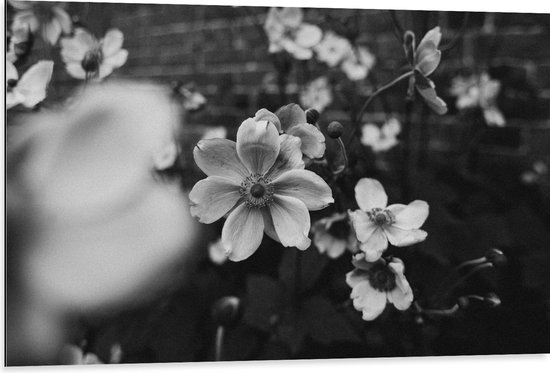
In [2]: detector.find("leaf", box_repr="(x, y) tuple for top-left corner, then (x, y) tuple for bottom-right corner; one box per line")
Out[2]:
(278, 247), (329, 294)
(243, 275), (286, 332)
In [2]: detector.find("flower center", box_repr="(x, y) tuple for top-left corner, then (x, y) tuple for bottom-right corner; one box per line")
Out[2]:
(368, 263), (397, 292)
(367, 208), (395, 226)
(81, 48), (103, 76)
(240, 174), (274, 208)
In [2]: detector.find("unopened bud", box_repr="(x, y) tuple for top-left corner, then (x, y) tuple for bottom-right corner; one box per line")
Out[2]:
(485, 248), (507, 268)
(327, 121), (344, 139)
(305, 108), (320, 124)
(211, 296), (242, 327)
(484, 293), (501, 307)
(457, 297), (470, 309)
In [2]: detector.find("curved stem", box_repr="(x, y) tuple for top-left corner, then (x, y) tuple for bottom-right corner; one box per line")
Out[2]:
(214, 326), (225, 361)
(333, 137), (348, 176)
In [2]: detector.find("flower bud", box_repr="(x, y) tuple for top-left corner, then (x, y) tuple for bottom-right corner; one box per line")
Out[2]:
(305, 108), (320, 124)
(457, 296), (470, 309)
(485, 248), (507, 268)
(327, 121), (344, 139)
(211, 296), (242, 327)
(483, 293), (501, 307)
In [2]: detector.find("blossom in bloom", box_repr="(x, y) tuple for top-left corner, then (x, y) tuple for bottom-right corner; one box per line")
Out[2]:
(9, 0), (72, 45)
(360, 117), (401, 153)
(60, 28), (128, 81)
(312, 212), (358, 259)
(346, 253), (413, 320)
(255, 104), (326, 159)
(264, 7), (322, 60)
(189, 117), (333, 261)
(404, 26), (448, 114)
(349, 178), (429, 261)
(300, 76), (333, 113)
(314, 31), (353, 67)
(6, 60), (53, 110)
(450, 73), (505, 127)
(208, 238), (228, 265)
(341, 46), (376, 81)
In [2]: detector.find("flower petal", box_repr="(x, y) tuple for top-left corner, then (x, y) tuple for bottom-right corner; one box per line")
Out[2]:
(416, 47), (441, 77)
(345, 269), (369, 288)
(273, 169), (333, 211)
(265, 134), (305, 180)
(236, 118), (280, 175)
(43, 18), (62, 45)
(102, 49), (128, 69)
(391, 200), (429, 229)
(358, 228), (388, 261)
(384, 226), (428, 247)
(52, 6), (72, 34)
(101, 29), (124, 56)
(15, 60), (54, 108)
(269, 195), (311, 250)
(279, 7), (303, 28)
(194, 138), (249, 183)
(222, 203), (265, 261)
(387, 258), (414, 310)
(261, 209), (280, 242)
(275, 103), (307, 132)
(348, 209), (377, 242)
(416, 84), (448, 115)
(354, 178), (388, 211)
(66, 63), (87, 80)
(286, 123), (326, 159)
(60, 37), (89, 63)
(295, 24), (322, 48)
(417, 26), (442, 53)
(7, 61), (19, 81)
(189, 176), (242, 224)
(254, 108), (282, 132)
(73, 28), (97, 50)
(350, 281), (388, 321)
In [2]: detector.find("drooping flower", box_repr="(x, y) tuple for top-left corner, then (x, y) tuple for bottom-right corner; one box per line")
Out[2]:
(403, 26), (448, 114)
(346, 253), (413, 321)
(349, 178), (429, 261)
(312, 212), (358, 259)
(189, 118), (334, 261)
(300, 76), (333, 113)
(314, 31), (353, 67)
(60, 28), (128, 81)
(450, 72), (505, 127)
(6, 60), (53, 110)
(9, 0), (72, 45)
(341, 46), (376, 81)
(264, 7), (322, 60)
(254, 104), (326, 159)
(361, 117), (401, 153)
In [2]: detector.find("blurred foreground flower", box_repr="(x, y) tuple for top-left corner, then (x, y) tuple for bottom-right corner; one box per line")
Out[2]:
(361, 117), (401, 153)
(404, 26), (448, 114)
(255, 103), (326, 159)
(190, 117), (333, 261)
(341, 46), (376, 81)
(346, 254), (413, 321)
(312, 212), (358, 259)
(349, 178), (429, 261)
(314, 31), (352, 67)
(450, 72), (505, 127)
(6, 60), (53, 110)
(300, 76), (333, 113)
(9, 0), (71, 45)
(60, 28), (128, 80)
(264, 7), (322, 60)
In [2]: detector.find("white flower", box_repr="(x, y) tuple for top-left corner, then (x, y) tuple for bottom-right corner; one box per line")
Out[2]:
(349, 178), (429, 261)
(360, 118), (401, 153)
(300, 76), (333, 113)
(341, 46), (376, 81)
(346, 253), (413, 321)
(314, 31), (352, 67)
(60, 28), (128, 80)
(312, 212), (358, 259)
(6, 60), (53, 110)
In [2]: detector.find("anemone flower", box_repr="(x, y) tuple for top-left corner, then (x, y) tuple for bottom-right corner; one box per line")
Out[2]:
(6, 60), (53, 110)
(60, 28), (128, 81)
(346, 253), (413, 321)
(341, 46), (376, 81)
(254, 103), (326, 159)
(348, 178), (429, 262)
(312, 212), (358, 259)
(264, 7), (322, 60)
(189, 118), (333, 261)
(300, 76), (333, 113)
(404, 26), (448, 114)
(314, 31), (353, 67)
(9, 0), (71, 45)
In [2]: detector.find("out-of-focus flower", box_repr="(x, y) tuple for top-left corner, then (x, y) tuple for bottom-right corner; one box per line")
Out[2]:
(346, 253), (413, 321)
(255, 104), (326, 159)
(208, 238), (228, 265)
(312, 212), (358, 259)
(349, 178), (429, 261)
(60, 28), (128, 81)
(404, 27), (448, 115)
(6, 60), (53, 110)
(9, 0), (72, 45)
(521, 160), (548, 185)
(341, 46), (376, 81)
(361, 117), (401, 153)
(264, 7), (322, 60)
(59, 343), (122, 364)
(7, 22), (34, 63)
(201, 126), (227, 140)
(450, 73), (505, 127)
(300, 76), (333, 113)
(189, 117), (333, 261)
(182, 88), (206, 111)
(314, 31), (352, 67)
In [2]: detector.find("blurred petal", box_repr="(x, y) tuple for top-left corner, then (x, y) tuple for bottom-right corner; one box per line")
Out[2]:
(189, 177), (241, 224)
(66, 63), (87, 80)
(348, 209), (377, 242)
(102, 49), (128, 69)
(355, 178), (388, 211)
(286, 123), (326, 158)
(60, 37), (89, 63)
(7, 61), (19, 81)
(279, 7), (303, 28)
(295, 24), (322, 48)
(416, 46), (441, 76)
(43, 18), (62, 45)
(417, 26), (442, 52)
(101, 29), (124, 56)
(222, 203), (264, 261)
(350, 281), (387, 321)
(15, 60), (54, 108)
(265, 134), (305, 180)
(273, 169), (333, 210)
(236, 118), (280, 175)
(275, 103), (307, 132)
(52, 6), (72, 34)
(73, 28), (97, 50)
(416, 84), (448, 115)
(483, 107), (506, 127)
(194, 138), (249, 184)
(269, 195), (311, 250)
(391, 200), (429, 229)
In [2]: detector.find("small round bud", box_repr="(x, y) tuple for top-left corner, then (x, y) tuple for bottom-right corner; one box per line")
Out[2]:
(327, 121), (344, 139)
(305, 108), (320, 124)
(211, 296), (242, 327)
(485, 248), (507, 268)
(483, 293), (501, 307)
(457, 297), (470, 309)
